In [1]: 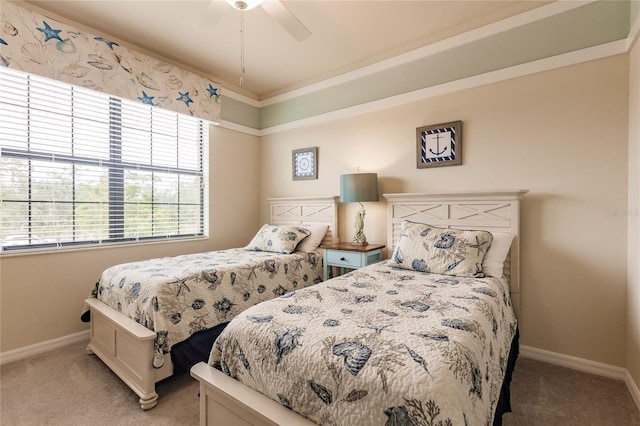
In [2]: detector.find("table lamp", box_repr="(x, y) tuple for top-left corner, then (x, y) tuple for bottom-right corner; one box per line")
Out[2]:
(340, 173), (379, 245)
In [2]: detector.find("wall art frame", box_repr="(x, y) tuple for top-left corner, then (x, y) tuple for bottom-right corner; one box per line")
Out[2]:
(416, 120), (462, 168)
(292, 147), (318, 180)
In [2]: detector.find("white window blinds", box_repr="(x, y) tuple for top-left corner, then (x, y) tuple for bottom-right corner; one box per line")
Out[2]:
(0, 67), (209, 252)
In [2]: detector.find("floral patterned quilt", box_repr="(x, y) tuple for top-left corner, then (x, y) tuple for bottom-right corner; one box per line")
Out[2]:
(87, 248), (323, 367)
(209, 260), (517, 425)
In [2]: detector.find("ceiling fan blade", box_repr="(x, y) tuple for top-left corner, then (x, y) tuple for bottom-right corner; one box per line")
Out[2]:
(261, 1), (311, 41)
(193, 1), (229, 32)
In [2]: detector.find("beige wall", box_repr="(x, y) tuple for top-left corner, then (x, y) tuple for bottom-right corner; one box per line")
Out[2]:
(0, 126), (260, 352)
(628, 36), (640, 388)
(260, 55), (630, 367)
(0, 46), (635, 379)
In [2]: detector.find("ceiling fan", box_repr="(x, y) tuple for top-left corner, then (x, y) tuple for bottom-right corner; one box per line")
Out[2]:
(196, 0), (312, 42)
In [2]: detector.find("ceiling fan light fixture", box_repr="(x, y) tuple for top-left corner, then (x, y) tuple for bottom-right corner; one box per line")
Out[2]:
(225, 0), (263, 10)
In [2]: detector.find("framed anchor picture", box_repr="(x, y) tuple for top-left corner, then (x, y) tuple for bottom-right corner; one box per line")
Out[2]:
(416, 120), (462, 168)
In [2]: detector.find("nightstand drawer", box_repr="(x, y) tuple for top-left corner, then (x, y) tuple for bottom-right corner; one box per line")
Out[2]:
(321, 243), (385, 280)
(325, 250), (363, 269)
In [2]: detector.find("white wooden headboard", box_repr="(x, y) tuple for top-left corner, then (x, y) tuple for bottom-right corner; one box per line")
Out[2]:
(267, 196), (339, 246)
(384, 190), (528, 316)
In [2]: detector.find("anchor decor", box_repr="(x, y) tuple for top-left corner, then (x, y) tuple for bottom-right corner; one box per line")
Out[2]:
(416, 120), (462, 168)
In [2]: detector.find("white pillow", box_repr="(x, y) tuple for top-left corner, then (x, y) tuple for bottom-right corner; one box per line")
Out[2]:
(482, 232), (515, 277)
(244, 224), (311, 254)
(296, 224), (329, 253)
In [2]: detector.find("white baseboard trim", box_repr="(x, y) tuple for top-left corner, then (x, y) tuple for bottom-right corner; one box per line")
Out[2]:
(626, 370), (640, 414)
(520, 345), (640, 413)
(520, 346), (627, 381)
(0, 330), (90, 366)
(520, 345), (626, 380)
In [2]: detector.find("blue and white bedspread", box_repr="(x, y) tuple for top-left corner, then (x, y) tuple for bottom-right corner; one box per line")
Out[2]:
(88, 248), (323, 367)
(208, 261), (517, 425)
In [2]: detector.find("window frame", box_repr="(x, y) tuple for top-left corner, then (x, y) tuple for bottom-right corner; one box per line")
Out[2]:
(0, 68), (210, 254)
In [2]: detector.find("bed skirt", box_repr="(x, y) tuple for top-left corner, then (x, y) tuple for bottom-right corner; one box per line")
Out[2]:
(493, 326), (519, 425)
(170, 322), (229, 374)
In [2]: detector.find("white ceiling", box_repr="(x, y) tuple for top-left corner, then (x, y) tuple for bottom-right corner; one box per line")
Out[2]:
(23, 0), (550, 100)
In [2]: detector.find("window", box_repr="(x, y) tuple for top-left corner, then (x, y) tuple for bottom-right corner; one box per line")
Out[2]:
(0, 67), (209, 252)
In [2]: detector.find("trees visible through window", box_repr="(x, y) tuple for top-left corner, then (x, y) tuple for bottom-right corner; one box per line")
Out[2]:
(0, 67), (209, 252)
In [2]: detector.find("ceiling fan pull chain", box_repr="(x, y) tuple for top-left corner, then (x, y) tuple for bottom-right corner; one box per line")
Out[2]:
(240, 7), (245, 87)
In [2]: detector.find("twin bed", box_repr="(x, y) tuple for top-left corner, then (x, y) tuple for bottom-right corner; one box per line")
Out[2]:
(83, 196), (338, 409)
(190, 190), (527, 426)
(83, 190), (526, 425)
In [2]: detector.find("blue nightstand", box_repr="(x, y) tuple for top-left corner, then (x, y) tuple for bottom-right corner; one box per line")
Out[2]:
(321, 242), (385, 280)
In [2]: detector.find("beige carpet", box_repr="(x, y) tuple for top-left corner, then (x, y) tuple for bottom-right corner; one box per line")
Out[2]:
(503, 357), (640, 426)
(1, 341), (199, 426)
(1, 340), (639, 425)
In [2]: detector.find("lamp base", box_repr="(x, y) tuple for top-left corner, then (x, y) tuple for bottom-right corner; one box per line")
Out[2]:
(348, 241), (368, 246)
(351, 204), (368, 246)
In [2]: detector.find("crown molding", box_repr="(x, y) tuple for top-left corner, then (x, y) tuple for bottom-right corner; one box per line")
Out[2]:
(255, 40), (625, 136)
(219, 0), (631, 136)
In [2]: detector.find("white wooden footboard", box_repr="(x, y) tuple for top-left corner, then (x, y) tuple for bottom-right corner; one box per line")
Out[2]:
(190, 362), (315, 426)
(85, 298), (173, 409)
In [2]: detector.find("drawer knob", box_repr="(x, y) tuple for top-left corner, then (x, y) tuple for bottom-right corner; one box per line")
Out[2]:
(340, 257), (346, 261)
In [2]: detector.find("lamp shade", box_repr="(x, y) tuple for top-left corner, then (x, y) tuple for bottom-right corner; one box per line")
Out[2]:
(340, 173), (379, 203)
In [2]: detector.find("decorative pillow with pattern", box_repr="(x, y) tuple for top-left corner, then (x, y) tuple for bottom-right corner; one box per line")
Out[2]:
(245, 224), (311, 254)
(389, 220), (493, 277)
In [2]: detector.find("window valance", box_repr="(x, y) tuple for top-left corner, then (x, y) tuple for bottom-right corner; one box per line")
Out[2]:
(0, 2), (221, 123)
